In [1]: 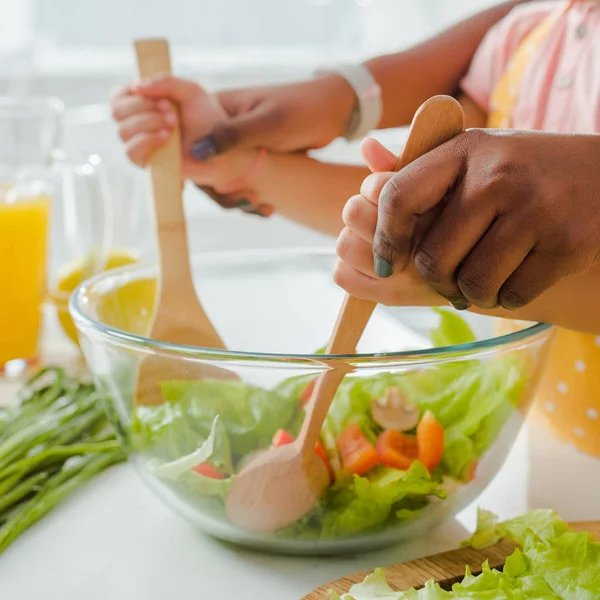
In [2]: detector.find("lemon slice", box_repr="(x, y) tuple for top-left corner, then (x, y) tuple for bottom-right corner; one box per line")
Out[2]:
(54, 248), (141, 346)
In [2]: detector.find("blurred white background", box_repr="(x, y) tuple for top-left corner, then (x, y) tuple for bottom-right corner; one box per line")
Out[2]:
(0, 0), (496, 255)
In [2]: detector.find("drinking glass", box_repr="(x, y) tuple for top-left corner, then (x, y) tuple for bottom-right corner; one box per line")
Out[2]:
(0, 97), (115, 377)
(0, 97), (64, 375)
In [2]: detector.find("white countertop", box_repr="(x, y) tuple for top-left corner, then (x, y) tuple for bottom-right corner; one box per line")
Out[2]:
(1, 339), (599, 599)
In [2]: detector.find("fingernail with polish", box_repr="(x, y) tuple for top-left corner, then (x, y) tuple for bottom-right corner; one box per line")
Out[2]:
(374, 254), (394, 278)
(451, 302), (470, 311)
(191, 136), (218, 161)
(158, 100), (171, 112)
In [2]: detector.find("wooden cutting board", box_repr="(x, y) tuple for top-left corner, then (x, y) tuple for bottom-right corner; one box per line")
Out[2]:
(303, 521), (600, 599)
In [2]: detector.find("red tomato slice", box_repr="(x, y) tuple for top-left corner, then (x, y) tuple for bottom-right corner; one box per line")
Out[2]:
(337, 423), (380, 476)
(193, 463), (225, 479)
(272, 429), (295, 447)
(376, 429), (418, 470)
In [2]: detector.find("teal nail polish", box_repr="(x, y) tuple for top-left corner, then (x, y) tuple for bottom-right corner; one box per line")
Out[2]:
(451, 302), (470, 311)
(374, 254), (394, 278)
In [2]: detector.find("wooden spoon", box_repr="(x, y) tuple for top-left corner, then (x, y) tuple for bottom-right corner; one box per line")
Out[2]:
(133, 38), (237, 407)
(224, 95), (466, 533)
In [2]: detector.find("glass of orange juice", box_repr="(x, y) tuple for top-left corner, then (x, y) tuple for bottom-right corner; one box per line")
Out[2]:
(0, 97), (63, 375)
(0, 182), (52, 371)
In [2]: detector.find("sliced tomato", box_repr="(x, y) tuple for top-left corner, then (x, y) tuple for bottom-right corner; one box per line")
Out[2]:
(376, 429), (419, 470)
(314, 440), (335, 483)
(337, 423), (380, 476)
(193, 462), (225, 479)
(300, 378), (317, 407)
(416, 410), (445, 472)
(272, 429), (295, 447)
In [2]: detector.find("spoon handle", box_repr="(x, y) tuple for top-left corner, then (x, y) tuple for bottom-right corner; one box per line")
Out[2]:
(299, 95), (465, 454)
(298, 295), (376, 450)
(134, 39), (196, 311)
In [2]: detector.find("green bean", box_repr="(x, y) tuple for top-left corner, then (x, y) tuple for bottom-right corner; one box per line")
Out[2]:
(0, 366), (126, 551)
(0, 500), (27, 526)
(0, 450), (125, 551)
(0, 473), (47, 513)
(0, 439), (120, 482)
(0, 393), (98, 471)
(0, 471), (24, 497)
(46, 406), (106, 447)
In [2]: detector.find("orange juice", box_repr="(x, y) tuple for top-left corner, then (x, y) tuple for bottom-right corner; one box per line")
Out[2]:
(0, 196), (50, 366)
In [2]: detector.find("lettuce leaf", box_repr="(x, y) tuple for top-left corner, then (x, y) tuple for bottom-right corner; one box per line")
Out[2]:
(334, 511), (600, 599)
(159, 379), (297, 456)
(148, 415), (232, 479)
(279, 462), (444, 540)
(430, 308), (477, 348)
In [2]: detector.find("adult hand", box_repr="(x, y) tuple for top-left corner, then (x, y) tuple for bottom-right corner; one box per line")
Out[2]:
(369, 129), (600, 311)
(188, 74), (356, 159)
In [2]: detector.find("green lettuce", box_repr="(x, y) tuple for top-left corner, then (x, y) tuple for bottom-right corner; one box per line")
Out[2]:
(131, 310), (531, 542)
(332, 510), (600, 599)
(157, 379), (297, 457)
(145, 416), (233, 500)
(430, 308), (477, 348)
(148, 415), (232, 478)
(279, 462), (444, 540)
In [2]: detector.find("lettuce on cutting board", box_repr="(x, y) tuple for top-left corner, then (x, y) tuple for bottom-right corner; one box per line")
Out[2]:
(332, 510), (600, 599)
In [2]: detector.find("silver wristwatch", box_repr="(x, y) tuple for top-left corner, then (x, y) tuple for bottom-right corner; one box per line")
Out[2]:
(315, 63), (382, 141)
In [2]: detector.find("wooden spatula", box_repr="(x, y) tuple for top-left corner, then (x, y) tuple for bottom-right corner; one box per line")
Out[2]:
(133, 39), (237, 407)
(224, 95), (466, 533)
(303, 521), (600, 599)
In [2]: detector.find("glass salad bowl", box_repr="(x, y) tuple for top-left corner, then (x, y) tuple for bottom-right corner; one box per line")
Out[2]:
(70, 248), (554, 555)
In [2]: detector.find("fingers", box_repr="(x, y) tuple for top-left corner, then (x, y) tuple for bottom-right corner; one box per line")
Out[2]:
(412, 186), (498, 308)
(336, 228), (377, 277)
(499, 248), (569, 311)
(124, 131), (170, 166)
(342, 194), (377, 243)
(132, 75), (202, 103)
(333, 260), (383, 304)
(373, 137), (467, 277)
(360, 138), (397, 172)
(111, 93), (161, 121)
(455, 216), (534, 309)
(111, 85), (179, 167)
(117, 112), (175, 142)
(196, 186), (271, 217)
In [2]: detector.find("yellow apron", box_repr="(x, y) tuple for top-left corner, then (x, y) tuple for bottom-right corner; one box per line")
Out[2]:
(489, 1), (600, 457)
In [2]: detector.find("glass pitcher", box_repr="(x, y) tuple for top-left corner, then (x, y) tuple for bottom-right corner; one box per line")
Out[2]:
(0, 97), (117, 376)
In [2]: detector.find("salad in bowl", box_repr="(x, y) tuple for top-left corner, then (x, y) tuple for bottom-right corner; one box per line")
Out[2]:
(70, 249), (553, 554)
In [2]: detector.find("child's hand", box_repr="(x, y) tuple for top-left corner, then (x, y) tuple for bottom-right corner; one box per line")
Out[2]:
(110, 76), (259, 194)
(334, 138), (442, 308)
